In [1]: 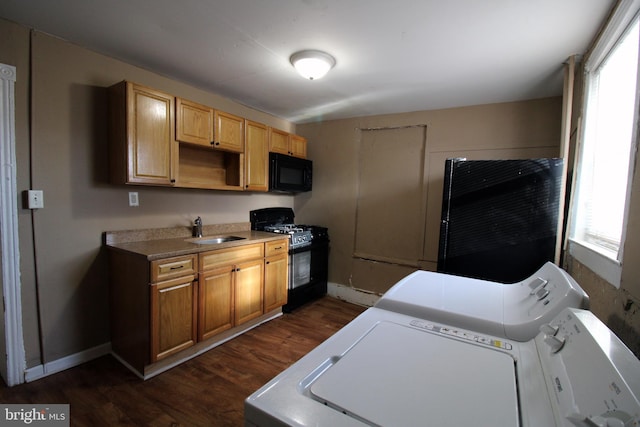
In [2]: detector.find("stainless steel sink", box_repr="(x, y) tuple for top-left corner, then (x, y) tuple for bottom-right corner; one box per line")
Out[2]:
(186, 236), (246, 245)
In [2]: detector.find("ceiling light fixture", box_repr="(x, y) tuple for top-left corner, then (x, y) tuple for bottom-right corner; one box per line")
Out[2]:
(290, 50), (336, 80)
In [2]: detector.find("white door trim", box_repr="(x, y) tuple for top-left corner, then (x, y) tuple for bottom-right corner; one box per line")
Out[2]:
(0, 63), (26, 386)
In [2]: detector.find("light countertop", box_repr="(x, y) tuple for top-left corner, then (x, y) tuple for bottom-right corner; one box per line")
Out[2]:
(104, 223), (287, 260)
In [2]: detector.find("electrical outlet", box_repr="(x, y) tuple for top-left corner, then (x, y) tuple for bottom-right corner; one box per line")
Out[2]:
(128, 192), (139, 207)
(27, 190), (44, 209)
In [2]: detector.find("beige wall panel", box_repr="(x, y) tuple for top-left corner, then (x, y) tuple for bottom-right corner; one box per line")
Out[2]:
(350, 258), (418, 295)
(296, 98), (562, 294)
(355, 127), (427, 264)
(621, 150), (640, 300)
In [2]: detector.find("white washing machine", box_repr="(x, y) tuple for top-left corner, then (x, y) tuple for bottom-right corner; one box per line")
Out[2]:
(245, 306), (640, 426)
(245, 264), (639, 426)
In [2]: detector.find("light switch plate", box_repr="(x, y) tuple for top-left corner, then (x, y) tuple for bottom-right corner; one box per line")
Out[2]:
(27, 190), (44, 209)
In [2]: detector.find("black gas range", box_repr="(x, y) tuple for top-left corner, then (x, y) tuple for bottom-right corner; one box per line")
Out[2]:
(250, 208), (329, 312)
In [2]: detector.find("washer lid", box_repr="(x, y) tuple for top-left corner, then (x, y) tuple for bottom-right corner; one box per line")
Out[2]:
(310, 321), (519, 426)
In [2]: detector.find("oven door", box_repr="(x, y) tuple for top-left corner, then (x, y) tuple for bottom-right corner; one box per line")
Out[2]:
(289, 250), (312, 290)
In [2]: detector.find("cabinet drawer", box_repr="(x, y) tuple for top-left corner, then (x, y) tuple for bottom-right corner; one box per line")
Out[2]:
(151, 254), (197, 282)
(200, 243), (264, 271)
(265, 239), (288, 257)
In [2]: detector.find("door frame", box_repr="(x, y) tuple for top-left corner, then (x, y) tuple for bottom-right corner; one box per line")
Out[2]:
(0, 63), (26, 386)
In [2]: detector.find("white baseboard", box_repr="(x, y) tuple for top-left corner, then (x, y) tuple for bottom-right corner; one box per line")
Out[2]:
(327, 282), (380, 307)
(24, 342), (111, 383)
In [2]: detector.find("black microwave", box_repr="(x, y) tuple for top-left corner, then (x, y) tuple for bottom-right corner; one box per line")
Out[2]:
(269, 153), (312, 193)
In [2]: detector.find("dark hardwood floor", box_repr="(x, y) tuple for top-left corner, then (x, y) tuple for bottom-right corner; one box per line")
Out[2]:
(0, 297), (366, 426)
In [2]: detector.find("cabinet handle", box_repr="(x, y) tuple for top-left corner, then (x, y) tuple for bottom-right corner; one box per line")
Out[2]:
(169, 265), (184, 270)
(266, 261), (270, 265)
(275, 246), (282, 250)
(159, 282), (191, 293)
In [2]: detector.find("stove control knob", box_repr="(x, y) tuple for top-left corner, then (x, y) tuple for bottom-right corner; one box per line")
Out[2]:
(544, 334), (565, 353)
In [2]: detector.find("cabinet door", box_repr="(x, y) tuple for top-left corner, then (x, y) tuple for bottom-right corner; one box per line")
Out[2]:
(234, 259), (264, 325)
(245, 120), (268, 191)
(269, 128), (290, 155)
(176, 97), (213, 147)
(126, 82), (176, 185)
(290, 134), (307, 159)
(199, 266), (234, 341)
(150, 275), (197, 362)
(264, 254), (288, 312)
(214, 110), (244, 152)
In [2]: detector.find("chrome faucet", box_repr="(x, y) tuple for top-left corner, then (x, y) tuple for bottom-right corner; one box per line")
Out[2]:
(193, 216), (203, 238)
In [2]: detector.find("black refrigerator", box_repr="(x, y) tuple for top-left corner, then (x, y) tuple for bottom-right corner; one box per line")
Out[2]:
(437, 158), (563, 283)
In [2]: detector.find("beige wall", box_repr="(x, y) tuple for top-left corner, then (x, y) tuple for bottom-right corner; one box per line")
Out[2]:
(1, 19), (297, 368)
(0, 19), (41, 370)
(296, 97), (563, 294)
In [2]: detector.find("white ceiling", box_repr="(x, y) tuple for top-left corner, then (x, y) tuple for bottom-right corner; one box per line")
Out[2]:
(0, 0), (614, 124)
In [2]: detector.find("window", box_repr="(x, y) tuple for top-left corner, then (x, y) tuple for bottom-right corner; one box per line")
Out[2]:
(570, 3), (640, 287)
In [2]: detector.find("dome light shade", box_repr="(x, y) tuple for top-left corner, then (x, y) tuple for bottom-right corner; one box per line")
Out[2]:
(290, 50), (336, 80)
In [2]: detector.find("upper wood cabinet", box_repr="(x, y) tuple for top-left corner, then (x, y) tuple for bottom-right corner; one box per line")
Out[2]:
(176, 97), (213, 147)
(245, 120), (269, 192)
(108, 81), (177, 186)
(176, 97), (244, 153)
(269, 128), (290, 155)
(109, 82), (308, 192)
(268, 127), (307, 158)
(214, 110), (244, 153)
(290, 134), (308, 158)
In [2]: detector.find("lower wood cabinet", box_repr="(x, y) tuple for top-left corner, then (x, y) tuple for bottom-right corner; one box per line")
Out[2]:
(108, 237), (288, 378)
(264, 240), (289, 312)
(198, 266), (234, 341)
(233, 258), (265, 325)
(150, 275), (198, 362)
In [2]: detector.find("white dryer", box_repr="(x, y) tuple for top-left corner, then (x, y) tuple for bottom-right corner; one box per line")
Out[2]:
(375, 261), (589, 341)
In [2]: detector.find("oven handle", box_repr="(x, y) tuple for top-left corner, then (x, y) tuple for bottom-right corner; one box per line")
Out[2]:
(289, 239), (329, 254)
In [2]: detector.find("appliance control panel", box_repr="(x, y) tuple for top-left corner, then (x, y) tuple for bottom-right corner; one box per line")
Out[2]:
(409, 319), (513, 351)
(536, 308), (640, 427)
(502, 262), (590, 341)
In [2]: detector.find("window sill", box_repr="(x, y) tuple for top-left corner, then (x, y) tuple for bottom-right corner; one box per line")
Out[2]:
(567, 239), (622, 288)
